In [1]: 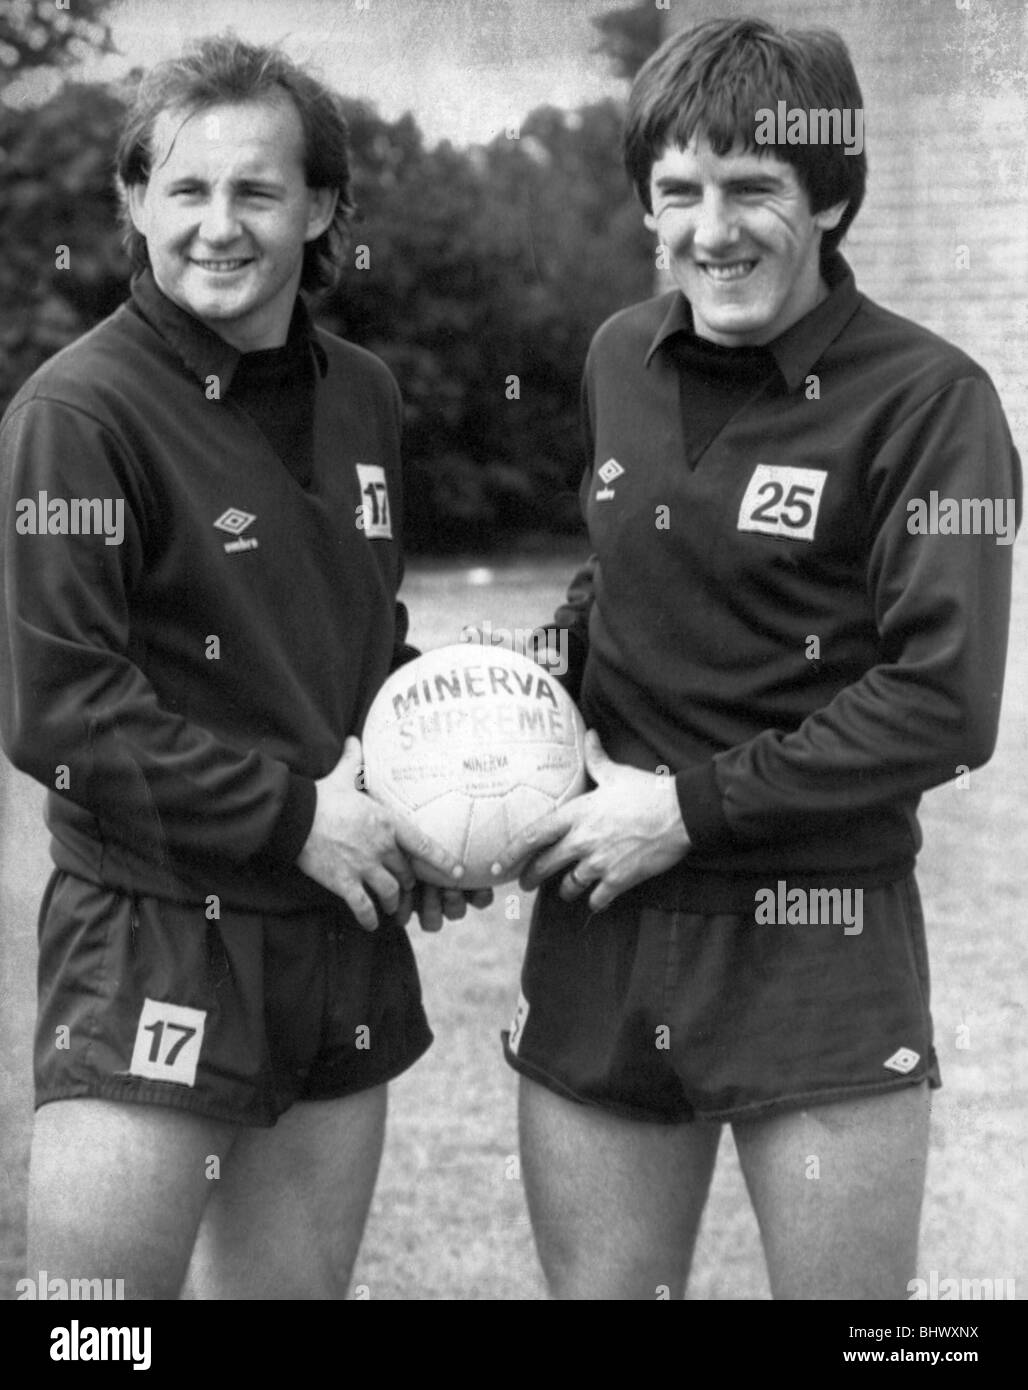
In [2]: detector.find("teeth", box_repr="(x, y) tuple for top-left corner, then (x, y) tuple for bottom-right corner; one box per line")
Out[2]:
(701, 261), (756, 281)
(193, 259), (249, 270)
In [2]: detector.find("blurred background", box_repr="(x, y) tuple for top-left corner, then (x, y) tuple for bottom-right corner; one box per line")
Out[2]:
(7, 0), (1022, 553)
(1, 0), (1025, 1302)
(1, 0), (664, 551)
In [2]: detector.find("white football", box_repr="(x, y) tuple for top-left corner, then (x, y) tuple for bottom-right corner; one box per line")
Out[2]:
(362, 642), (587, 888)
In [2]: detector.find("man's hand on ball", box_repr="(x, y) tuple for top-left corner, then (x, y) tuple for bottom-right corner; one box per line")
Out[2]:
(296, 736), (462, 931)
(492, 730), (690, 911)
(399, 851), (494, 932)
(409, 884), (494, 933)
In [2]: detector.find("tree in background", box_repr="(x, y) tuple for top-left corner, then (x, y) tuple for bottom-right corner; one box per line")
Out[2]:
(0, 0), (117, 84)
(591, 0), (665, 81)
(323, 100), (653, 552)
(1, 5), (656, 553)
(0, 0), (125, 409)
(0, 82), (129, 408)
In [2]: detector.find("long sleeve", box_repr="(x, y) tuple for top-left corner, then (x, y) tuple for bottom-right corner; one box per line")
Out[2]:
(389, 585), (420, 673)
(541, 374), (601, 701)
(0, 396), (316, 868)
(675, 374), (1022, 849)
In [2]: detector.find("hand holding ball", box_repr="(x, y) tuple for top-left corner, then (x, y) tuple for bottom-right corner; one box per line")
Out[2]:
(362, 644), (587, 888)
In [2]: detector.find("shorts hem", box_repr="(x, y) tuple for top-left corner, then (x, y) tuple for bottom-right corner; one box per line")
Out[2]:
(504, 1040), (941, 1125)
(503, 1044), (684, 1125)
(300, 1026), (434, 1105)
(692, 1068), (941, 1123)
(35, 1080), (279, 1129)
(34, 1027), (434, 1129)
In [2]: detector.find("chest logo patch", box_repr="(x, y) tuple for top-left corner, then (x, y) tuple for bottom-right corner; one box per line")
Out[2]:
(737, 464), (828, 542)
(214, 507), (259, 553)
(596, 457), (624, 501)
(356, 463), (393, 539)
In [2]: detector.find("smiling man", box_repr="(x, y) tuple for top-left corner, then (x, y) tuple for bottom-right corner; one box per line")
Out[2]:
(126, 94), (325, 351)
(495, 17), (1021, 1299)
(0, 35), (480, 1300)
(646, 137), (841, 345)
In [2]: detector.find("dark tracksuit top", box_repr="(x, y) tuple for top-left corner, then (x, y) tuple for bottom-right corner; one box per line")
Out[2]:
(0, 270), (412, 914)
(556, 254), (1021, 911)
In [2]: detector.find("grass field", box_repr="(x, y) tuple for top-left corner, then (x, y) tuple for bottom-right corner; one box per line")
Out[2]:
(1, 546), (1025, 1301)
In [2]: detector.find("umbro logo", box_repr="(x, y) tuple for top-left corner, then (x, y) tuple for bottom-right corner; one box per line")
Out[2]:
(597, 457), (624, 501)
(883, 1047), (920, 1075)
(214, 508), (256, 536)
(214, 508), (259, 553)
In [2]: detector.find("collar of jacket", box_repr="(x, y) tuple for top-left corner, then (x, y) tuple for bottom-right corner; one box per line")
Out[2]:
(645, 250), (863, 392)
(129, 266), (329, 395)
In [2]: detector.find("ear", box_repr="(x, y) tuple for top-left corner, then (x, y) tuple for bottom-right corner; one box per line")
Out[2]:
(814, 198), (848, 234)
(125, 181), (150, 237)
(643, 210), (658, 233)
(305, 186), (338, 242)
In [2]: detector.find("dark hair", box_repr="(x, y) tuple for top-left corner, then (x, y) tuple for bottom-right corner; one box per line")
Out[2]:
(116, 33), (354, 293)
(624, 17), (866, 259)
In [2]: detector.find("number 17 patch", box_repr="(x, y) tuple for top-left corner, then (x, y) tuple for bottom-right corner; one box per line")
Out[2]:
(129, 998), (206, 1087)
(356, 463), (393, 540)
(737, 464), (828, 542)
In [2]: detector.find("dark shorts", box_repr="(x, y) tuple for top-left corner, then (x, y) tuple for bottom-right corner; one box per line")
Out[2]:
(503, 874), (940, 1123)
(35, 870), (433, 1127)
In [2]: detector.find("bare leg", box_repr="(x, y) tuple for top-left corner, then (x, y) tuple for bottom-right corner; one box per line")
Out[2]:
(183, 1085), (387, 1300)
(733, 1083), (931, 1299)
(519, 1077), (721, 1300)
(27, 1099), (237, 1300)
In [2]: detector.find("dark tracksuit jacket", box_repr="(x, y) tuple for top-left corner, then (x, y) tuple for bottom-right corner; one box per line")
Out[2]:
(0, 271), (412, 914)
(556, 254), (1021, 911)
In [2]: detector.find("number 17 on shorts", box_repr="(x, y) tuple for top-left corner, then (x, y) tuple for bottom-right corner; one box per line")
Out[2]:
(128, 998), (207, 1087)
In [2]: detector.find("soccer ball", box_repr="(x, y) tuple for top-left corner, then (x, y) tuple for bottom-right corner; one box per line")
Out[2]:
(362, 642), (587, 888)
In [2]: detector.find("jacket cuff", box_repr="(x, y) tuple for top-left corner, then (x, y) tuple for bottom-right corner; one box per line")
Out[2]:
(675, 761), (732, 852)
(390, 642), (421, 673)
(263, 772), (318, 865)
(561, 629), (588, 703)
(534, 626), (588, 702)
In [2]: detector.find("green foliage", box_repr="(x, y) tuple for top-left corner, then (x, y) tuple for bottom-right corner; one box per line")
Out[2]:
(0, 0), (117, 86)
(2, 71), (653, 554)
(1, 0), (124, 404)
(591, 2), (664, 81)
(0, 80), (129, 408)
(322, 99), (653, 552)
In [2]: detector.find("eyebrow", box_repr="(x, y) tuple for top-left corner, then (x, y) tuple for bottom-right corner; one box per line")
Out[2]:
(163, 174), (288, 192)
(653, 171), (786, 192)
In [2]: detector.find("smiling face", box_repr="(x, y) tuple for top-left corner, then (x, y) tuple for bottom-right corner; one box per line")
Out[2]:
(646, 137), (847, 347)
(127, 95), (336, 351)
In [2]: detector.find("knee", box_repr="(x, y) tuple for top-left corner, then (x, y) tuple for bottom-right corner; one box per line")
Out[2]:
(533, 1221), (686, 1301)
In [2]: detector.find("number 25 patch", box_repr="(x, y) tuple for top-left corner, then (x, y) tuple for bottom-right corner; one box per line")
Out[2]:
(129, 998), (206, 1087)
(356, 463), (393, 540)
(737, 464), (828, 542)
